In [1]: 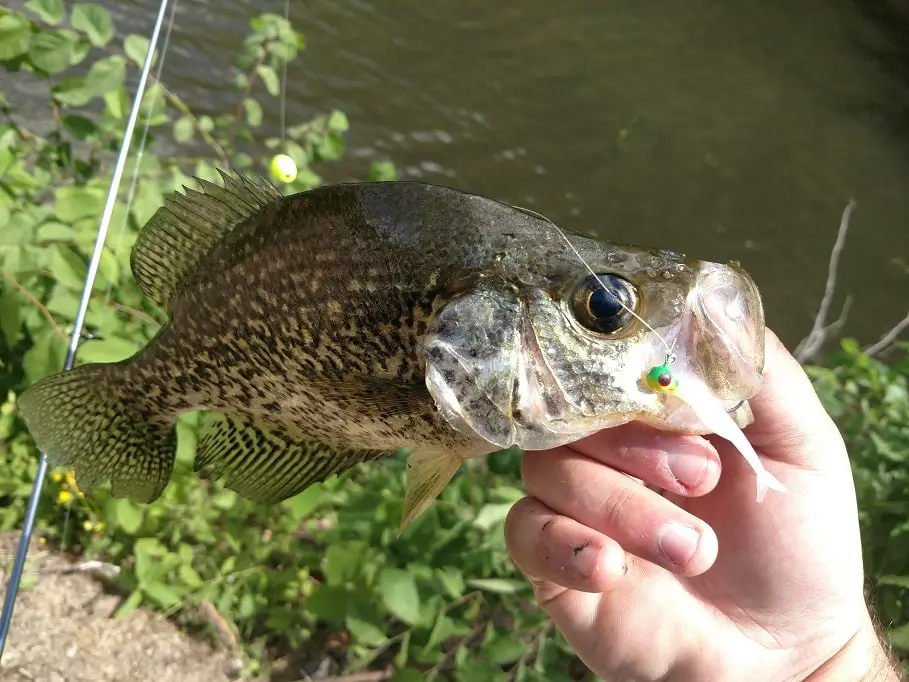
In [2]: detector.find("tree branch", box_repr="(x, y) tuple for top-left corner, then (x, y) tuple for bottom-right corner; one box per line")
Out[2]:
(1, 270), (67, 341)
(863, 310), (909, 357)
(794, 200), (857, 363)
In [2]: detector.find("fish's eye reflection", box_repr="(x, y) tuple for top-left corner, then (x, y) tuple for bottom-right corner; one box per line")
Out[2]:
(570, 273), (638, 334)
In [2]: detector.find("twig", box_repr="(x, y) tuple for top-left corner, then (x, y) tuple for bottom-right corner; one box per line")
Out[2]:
(106, 299), (159, 326)
(425, 621), (487, 680)
(794, 200), (857, 363)
(863, 310), (909, 357)
(149, 76), (230, 166)
(312, 670), (394, 682)
(228, 50), (269, 147)
(0, 269), (67, 341)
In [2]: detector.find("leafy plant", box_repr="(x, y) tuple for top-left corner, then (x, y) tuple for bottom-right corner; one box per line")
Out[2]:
(809, 341), (909, 661)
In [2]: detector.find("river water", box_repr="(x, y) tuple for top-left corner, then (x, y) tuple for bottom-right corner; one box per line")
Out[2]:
(20, 1), (909, 349)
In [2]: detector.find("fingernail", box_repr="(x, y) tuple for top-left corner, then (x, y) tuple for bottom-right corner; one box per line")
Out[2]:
(667, 452), (707, 489)
(570, 541), (598, 578)
(658, 522), (700, 567)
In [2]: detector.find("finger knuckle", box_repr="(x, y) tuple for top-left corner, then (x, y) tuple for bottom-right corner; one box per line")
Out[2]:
(596, 484), (639, 526)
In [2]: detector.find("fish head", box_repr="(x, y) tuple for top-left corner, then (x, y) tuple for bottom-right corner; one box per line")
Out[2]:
(422, 230), (765, 451)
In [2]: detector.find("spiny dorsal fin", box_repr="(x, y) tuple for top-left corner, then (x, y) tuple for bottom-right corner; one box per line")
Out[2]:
(130, 170), (283, 312)
(194, 412), (391, 505)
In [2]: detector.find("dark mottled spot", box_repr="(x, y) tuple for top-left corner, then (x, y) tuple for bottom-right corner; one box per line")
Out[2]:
(572, 542), (591, 556)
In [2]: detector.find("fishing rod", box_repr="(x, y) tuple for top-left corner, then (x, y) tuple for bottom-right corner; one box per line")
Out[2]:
(0, 0), (175, 660)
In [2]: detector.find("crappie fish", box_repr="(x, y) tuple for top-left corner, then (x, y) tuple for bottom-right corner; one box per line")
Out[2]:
(17, 172), (784, 529)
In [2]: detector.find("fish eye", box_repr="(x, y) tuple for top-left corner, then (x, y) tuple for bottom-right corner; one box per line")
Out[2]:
(569, 274), (638, 335)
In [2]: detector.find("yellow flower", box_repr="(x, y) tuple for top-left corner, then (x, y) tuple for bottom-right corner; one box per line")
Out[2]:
(39, 537), (46, 545)
(57, 490), (73, 504)
(51, 472), (63, 483)
(83, 520), (93, 531)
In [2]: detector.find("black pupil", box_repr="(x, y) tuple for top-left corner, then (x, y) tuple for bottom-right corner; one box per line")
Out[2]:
(588, 287), (623, 319)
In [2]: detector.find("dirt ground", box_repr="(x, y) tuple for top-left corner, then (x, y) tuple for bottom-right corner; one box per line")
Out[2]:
(0, 532), (242, 682)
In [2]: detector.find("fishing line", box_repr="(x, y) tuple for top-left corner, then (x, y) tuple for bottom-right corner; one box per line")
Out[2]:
(513, 205), (678, 363)
(0, 0), (176, 660)
(281, 0), (290, 151)
(103, 0), (180, 305)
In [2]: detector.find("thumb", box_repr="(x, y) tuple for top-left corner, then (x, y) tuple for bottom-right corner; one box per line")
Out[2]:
(743, 328), (844, 469)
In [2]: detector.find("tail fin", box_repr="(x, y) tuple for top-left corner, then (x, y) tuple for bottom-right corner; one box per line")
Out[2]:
(16, 364), (177, 503)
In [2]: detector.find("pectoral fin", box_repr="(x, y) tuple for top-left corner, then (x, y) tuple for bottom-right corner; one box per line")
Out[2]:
(195, 412), (389, 504)
(400, 450), (464, 531)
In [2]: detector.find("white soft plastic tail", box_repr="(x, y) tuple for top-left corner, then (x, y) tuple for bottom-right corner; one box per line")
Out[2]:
(673, 375), (787, 502)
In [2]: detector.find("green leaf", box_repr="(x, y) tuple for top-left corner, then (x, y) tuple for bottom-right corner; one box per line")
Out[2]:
(28, 31), (75, 74)
(25, 0), (66, 25)
(368, 160), (397, 182)
(49, 245), (87, 291)
(378, 567), (422, 626)
(305, 584), (348, 624)
(71, 3), (114, 47)
(878, 575), (909, 590)
(473, 502), (514, 530)
(173, 116), (194, 143)
(55, 184), (105, 222)
(0, 286), (22, 347)
(143, 581), (182, 609)
(390, 670), (423, 682)
(286, 483), (324, 521)
(435, 568), (465, 599)
(316, 132), (345, 161)
(77, 336), (138, 363)
(324, 544), (363, 586)
(123, 34), (153, 67)
(178, 564), (204, 588)
(482, 633), (527, 665)
(243, 98), (263, 127)
(467, 578), (528, 595)
(61, 114), (98, 141)
(890, 621), (909, 652)
(52, 77), (93, 107)
(113, 590), (143, 618)
(345, 613), (387, 647)
(22, 328), (66, 383)
(108, 498), (145, 533)
(85, 55), (126, 97)
(0, 15), (31, 61)
(256, 64), (280, 96)
(327, 110), (349, 132)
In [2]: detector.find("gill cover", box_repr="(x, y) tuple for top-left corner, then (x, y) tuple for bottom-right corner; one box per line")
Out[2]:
(423, 283), (578, 452)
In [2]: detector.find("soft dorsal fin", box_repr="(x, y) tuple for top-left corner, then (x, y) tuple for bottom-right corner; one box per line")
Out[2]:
(130, 169), (283, 312)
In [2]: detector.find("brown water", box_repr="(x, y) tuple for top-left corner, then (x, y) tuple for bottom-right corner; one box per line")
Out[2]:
(24, 1), (909, 348)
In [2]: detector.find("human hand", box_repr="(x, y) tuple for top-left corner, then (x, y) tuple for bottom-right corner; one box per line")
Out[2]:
(505, 329), (902, 681)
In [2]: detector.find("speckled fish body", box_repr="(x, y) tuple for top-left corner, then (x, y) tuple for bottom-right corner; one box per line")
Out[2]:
(17, 172), (768, 528)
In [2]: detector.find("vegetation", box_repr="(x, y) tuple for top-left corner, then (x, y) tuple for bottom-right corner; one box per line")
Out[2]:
(0, 2), (906, 679)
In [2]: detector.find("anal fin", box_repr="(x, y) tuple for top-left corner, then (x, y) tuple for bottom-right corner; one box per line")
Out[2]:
(400, 450), (465, 531)
(194, 412), (388, 504)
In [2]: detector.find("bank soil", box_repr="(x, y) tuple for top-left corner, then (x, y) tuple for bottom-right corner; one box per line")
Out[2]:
(0, 532), (239, 682)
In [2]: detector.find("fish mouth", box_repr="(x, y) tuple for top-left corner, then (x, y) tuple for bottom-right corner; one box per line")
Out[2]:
(657, 260), (766, 402)
(640, 259), (766, 432)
